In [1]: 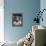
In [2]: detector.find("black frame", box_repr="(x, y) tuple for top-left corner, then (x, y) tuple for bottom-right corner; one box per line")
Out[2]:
(12, 13), (23, 27)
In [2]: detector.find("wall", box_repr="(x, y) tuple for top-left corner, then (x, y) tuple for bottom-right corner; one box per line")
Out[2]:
(4, 0), (40, 42)
(40, 0), (46, 26)
(40, 0), (46, 45)
(0, 0), (4, 42)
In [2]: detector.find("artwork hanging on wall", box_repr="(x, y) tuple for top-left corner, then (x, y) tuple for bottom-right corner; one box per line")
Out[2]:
(12, 13), (23, 27)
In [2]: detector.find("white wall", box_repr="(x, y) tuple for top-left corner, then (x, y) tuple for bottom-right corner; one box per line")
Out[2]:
(0, 0), (4, 42)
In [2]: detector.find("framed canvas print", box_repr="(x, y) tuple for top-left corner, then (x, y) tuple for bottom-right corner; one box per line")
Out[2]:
(12, 13), (23, 27)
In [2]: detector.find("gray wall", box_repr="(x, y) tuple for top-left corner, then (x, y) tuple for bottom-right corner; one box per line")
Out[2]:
(4, 0), (40, 42)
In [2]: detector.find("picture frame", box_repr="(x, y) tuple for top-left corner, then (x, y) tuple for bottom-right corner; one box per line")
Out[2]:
(12, 13), (23, 27)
